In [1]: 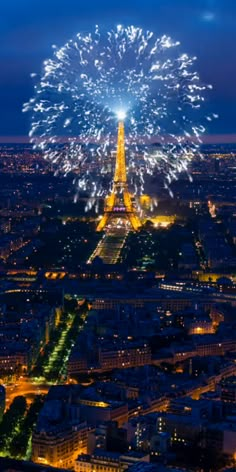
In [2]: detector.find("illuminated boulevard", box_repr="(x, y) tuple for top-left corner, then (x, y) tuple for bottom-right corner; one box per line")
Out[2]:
(3, 303), (88, 408)
(4, 336), (236, 411)
(88, 227), (128, 264)
(5, 378), (50, 408)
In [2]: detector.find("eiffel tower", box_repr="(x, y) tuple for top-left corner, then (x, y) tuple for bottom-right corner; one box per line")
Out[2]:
(97, 118), (141, 232)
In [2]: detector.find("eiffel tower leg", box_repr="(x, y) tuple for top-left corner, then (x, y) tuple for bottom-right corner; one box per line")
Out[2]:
(126, 213), (140, 231)
(97, 213), (109, 232)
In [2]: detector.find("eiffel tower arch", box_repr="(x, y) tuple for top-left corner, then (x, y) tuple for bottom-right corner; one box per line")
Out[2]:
(97, 120), (141, 232)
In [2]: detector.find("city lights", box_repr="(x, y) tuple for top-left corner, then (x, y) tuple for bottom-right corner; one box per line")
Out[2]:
(0, 1), (235, 471)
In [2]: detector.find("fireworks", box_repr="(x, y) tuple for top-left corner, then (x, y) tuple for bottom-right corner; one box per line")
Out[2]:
(23, 25), (216, 201)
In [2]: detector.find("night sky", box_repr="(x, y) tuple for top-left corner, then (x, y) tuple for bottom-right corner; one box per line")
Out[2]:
(1, 0), (236, 140)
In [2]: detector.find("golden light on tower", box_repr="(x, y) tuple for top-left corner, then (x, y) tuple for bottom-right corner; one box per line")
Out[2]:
(97, 113), (141, 232)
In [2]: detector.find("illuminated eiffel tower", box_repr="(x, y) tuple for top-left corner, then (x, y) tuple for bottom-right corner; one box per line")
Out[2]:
(97, 118), (141, 232)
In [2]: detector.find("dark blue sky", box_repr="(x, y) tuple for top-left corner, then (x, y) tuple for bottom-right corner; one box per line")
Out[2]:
(1, 0), (236, 139)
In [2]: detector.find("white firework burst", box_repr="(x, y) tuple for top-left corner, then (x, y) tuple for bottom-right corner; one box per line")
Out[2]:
(23, 25), (216, 201)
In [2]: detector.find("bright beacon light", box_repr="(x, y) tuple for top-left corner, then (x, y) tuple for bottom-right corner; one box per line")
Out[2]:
(116, 110), (126, 121)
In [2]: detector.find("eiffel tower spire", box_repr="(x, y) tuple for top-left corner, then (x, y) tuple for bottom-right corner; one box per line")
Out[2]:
(97, 120), (141, 232)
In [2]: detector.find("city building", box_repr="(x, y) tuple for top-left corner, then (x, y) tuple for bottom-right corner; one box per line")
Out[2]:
(75, 450), (150, 472)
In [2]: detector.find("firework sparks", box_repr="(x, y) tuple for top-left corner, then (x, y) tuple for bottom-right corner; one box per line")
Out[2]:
(23, 25), (216, 202)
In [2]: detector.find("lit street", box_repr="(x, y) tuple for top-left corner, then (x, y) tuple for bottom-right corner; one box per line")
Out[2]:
(4, 378), (50, 407)
(88, 227), (128, 264)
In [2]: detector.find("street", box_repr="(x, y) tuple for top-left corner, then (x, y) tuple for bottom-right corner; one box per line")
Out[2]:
(4, 377), (50, 407)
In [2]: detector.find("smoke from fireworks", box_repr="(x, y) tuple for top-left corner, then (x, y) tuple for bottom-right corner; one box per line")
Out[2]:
(23, 25), (216, 203)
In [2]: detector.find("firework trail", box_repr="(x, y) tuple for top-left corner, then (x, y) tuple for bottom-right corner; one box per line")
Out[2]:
(23, 25), (216, 202)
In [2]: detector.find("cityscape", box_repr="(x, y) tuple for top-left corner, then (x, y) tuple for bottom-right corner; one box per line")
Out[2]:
(1, 1), (236, 472)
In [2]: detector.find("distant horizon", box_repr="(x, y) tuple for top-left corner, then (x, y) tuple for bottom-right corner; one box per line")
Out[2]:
(1, 133), (236, 146)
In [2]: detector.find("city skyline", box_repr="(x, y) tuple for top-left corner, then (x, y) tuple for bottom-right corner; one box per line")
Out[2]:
(1, 2), (236, 471)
